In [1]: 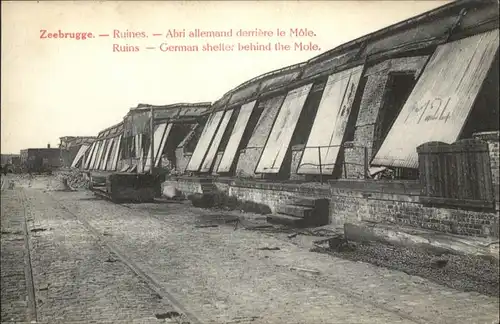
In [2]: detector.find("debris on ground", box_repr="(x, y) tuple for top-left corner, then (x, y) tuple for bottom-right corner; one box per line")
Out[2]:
(257, 247), (281, 251)
(244, 224), (274, 230)
(289, 267), (321, 275)
(39, 284), (49, 291)
(30, 228), (47, 233)
(105, 256), (119, 263)
(311, 239), (499, 297)
(194, 224), (219, 228)
(54, 170), (90, 190)
(155, 311), (181, 319)
(310, 234), (355, 253)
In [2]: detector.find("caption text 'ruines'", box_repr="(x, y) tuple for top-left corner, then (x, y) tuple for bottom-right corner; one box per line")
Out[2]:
(39, 28), (323, 53)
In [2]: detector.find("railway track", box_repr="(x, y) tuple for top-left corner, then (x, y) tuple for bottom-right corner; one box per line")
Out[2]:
(48, 193), (204, 324)
(16, 188), (38, 322)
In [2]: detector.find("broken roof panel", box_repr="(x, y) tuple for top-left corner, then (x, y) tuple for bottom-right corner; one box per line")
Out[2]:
(186, 110), (225, 172)
(298, 65), (364, 175)
(372, 29), (499, 168)
(255, 83), (313, 174)
(200, 109), (234, 173)
(109, 135), (122, 171)
(246, 95), (286, 149)
(83, 142), (97, 170)
(143, 123), (171, 172)
(99, 139), (113, 170)
(217, 100), (257, 173)
(70, 144), (90, 168)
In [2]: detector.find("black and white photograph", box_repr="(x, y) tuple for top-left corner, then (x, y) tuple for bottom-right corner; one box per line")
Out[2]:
(1, 0), (499, 323)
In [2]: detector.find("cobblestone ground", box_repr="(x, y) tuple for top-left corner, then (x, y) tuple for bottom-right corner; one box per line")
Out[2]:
(1, 177), (177, 324)
(1, 186), (33, 323)
(2, 175), (500, 324)
(56, 191), (499, 323)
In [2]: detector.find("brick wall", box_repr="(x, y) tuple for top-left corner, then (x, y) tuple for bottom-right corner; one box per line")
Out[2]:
(162, 176), (499, 238)
(228, 181), (330, 214)
(353, 74), (389, 161)
(290, 146), (305, 181)
(343, 142), (367, 179)
(328, 183), (499, 237)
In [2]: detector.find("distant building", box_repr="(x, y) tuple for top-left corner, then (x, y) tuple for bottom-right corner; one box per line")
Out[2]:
(20, 148), (62, 171)
(1, 154), (20, 166)
(1, 154), (21, 172)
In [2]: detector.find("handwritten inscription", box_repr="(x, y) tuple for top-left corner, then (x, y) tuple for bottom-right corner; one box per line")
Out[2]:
(405, 96), (453, 124)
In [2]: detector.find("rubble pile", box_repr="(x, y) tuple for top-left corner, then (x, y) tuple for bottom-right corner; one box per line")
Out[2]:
(56, 170), (91, 190)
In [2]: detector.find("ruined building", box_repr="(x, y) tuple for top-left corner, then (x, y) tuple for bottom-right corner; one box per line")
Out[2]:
(77, 103), (211, 173)
(74, 0), (499, 238)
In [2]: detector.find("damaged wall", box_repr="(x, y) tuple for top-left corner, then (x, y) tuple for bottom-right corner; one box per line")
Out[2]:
(350, 56), (429, 177)
(328, 182), (499, 238)
(163, 176), (499, 238)
(184, 1), (499, 181)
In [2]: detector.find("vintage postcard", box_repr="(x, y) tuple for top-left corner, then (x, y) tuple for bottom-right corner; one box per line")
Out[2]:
(1, 1), (499, 323)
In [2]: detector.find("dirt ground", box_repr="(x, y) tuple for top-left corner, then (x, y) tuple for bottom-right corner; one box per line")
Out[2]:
(1, 173), (499, 324)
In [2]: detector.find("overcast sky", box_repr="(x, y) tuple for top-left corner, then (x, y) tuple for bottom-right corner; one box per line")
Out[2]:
(1, 0), (450, 154)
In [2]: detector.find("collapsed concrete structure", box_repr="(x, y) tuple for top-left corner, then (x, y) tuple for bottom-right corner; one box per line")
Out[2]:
(59, 136), (96, 168)
(72, 0), (500, 238)
(77, 102), (211, 173)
